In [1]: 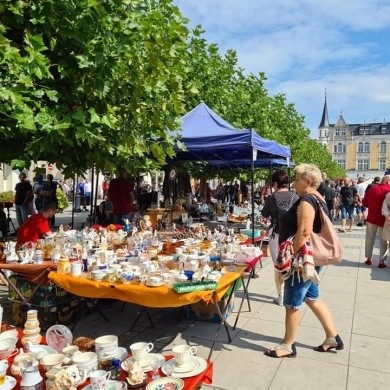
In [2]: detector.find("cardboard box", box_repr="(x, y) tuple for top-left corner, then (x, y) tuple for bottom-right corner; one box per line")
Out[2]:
(11, 298), (81, 330)
(8, 275), (75, 306)
(187, 293), (235, 323)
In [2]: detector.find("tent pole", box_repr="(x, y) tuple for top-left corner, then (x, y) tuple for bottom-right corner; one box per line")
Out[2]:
(71, 174), (76, 229)
(251, 144), (255, 246)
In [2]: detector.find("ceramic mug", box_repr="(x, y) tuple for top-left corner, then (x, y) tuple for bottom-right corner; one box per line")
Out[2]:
(172, 345), (197, 366)
(130, 342), (154, 364)
(106, 272), (118, 283)
(148, 276), (163, 286)
(71, 262), (83, 277)
(89, 370), (111, 390)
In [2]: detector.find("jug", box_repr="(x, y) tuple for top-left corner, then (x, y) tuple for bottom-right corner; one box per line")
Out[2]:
(21, 365), (43, 390)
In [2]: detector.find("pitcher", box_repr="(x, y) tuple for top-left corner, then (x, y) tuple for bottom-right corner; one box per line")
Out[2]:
(20, 365), (43, 390)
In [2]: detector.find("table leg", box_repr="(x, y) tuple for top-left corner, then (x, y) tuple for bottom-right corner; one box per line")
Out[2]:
(208, 280), (238, 360)
(232, 273), (252, 331)
(128, 306), (155, 332)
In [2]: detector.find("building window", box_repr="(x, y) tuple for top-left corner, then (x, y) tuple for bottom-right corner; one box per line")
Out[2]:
(380, 142), (387, 153)
(358, 142), (363, 152)
(335, 128), (340, 136)
(359, 126), (370, 135)
(364, 142), (370, 152)
(336, 160), (346, 169)
(379, 159), (386, 170)
(381, 125), (388, 134)
(341, 128), (346, 136)
(357, 159), (369, 170)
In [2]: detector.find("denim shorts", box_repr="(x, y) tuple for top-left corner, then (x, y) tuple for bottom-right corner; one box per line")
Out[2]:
(340, 204), (355, 220)
(284, 266), (323, 309)
(356, 205), (367, 214)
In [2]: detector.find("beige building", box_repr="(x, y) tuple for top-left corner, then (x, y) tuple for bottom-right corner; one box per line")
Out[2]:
(318, 95), (390, 180)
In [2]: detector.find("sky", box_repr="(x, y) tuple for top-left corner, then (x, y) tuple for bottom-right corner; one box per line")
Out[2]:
(173, 0), (390, 139)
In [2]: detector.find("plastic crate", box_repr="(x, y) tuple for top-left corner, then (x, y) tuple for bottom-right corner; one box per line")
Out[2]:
(172, 281), (217, 294)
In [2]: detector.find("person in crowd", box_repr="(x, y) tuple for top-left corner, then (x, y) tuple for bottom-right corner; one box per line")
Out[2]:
(362, 175), (390, 268)
(16, 200), (57, 247)
(32, 175), (44, 212)
(40, 174), (58, 226)
(192, 179), (200, 199)
(26, 177), (37, 217)
(265, 163), (343, 358)
(323, 179), (336, 220)
(223, 182), (230, 203)
(14, 172), (33, 228)
(107, 168), (135, 225)
(240, 181), (249, 202)
(78, 178), (86, 210)
(338, 177), (359, 233)
(0, 203), (7, 238)
(61, 180), (70, 200)
(216, 180), (225, 202)
(365, 176), (380, 194)
(356, 177), (368, 226)
(317, 171), (327, 196)
(84, 178), (92, 207)
(261, 169), (299, 306)
(102, 177), (110, 200)
(333, 179), (342, 220)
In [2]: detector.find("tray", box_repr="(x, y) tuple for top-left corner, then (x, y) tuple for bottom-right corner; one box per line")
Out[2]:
(240, 229), (261, 238)
(172, 281), (217, 293)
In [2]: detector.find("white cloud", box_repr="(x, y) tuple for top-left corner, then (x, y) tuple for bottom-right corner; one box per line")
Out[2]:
(173, 0), (390, 137)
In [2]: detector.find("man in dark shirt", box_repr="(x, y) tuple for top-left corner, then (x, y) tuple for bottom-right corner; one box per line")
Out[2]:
(365, 176), (380, 194)
(338, 177), (358, 233)
(14, 172), (33, 228)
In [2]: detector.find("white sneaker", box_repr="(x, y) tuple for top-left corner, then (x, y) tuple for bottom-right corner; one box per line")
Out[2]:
(273, 293), (284, 306)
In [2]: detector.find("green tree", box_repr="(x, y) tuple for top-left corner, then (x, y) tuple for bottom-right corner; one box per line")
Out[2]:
(0, 0), (192, 175)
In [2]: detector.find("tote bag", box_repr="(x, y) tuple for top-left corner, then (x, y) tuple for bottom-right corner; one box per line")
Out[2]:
(310, 195), (343, 265)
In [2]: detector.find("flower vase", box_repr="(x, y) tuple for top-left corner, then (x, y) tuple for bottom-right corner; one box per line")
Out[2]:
(22, 309), (42, 347)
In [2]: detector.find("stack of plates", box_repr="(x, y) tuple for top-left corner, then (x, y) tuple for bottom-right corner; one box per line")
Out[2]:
(161, 356), (208, 379)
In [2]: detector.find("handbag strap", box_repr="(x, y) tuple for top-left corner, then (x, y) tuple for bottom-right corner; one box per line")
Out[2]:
(309, 194), (327, 225)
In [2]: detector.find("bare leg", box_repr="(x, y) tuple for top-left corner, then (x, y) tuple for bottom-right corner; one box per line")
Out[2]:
(340, 218), (346, 230)
(272, 308), (300, 357)
(306, 299), (338, 349)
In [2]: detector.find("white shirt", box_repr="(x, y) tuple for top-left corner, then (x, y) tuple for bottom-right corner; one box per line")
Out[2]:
(356, 182), (368, 199)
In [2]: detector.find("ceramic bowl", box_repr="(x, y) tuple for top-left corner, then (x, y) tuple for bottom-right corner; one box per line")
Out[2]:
(0, 346), (18, 360)
(26, 343), (57, 357)
(146, 377), (184, 390)
(40, 353), (66, 371)
(0, 329), (18, 341)
(95, 335), (118, 349)
(0, 337), (17, 351)
(91, 270), (105, 280)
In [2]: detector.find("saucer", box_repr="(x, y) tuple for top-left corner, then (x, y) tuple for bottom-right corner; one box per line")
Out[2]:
(121, 353), (165, 372)
(1, 376), (16, 390)
(145, 281), (165, 287)
(161, 356), (207, 379)
(169, 357), (199, 373)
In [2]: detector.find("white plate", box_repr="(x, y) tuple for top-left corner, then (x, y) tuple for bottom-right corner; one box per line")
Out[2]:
(145, 281), (165, 287)
(82, 380), (127, 390)
(121, 353), (165, 372)
(161, 356), (207, 379)
(166, 357), (200, 373)
(1, 376), (16, 390)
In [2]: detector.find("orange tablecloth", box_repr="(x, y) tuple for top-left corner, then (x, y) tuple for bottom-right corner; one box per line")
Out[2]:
(48, 271), (241, 308)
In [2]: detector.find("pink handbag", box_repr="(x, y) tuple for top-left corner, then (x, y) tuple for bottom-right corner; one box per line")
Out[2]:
(310, 195), (343, 266)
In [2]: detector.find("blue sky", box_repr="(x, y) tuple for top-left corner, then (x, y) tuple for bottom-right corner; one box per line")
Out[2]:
(173, 0), (390, 139)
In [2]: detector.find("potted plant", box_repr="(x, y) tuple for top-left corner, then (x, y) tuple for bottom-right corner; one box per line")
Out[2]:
(0, 191), (15, 208)
(56, 188), (69, 212)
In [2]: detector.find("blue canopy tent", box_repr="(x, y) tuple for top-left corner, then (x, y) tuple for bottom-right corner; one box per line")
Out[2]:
(170, 102), (292, 234)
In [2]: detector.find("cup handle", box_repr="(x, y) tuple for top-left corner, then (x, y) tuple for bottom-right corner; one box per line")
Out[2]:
(147, 343), (154, 353)
(190, 346), (197, 355)
(105, 371), (111, 381)
(9, 348), (18, 358)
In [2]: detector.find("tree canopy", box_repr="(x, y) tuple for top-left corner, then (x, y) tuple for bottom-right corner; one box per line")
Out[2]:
(0, 0), (343, 179)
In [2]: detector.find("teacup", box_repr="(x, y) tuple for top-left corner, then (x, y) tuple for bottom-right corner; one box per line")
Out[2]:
(71, 262), (83, 277)
(0, 360), (8, 385)
(40, 353), (66, 371)
(172, 344), (197, 366)
(130, 342), (154, 364)
(148, 276), (163, 286)
(62, 345), (80, 362)
(89, 369), (111, 390)
(91, 270), (105, 281)
(106, 272), (118, 283)
(175, 247), (183, 255)
(0, 337), (16, 352)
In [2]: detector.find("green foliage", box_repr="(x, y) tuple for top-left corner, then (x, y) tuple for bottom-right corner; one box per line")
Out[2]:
(0, 191), (14, 203)
(56, 188), (68, 210)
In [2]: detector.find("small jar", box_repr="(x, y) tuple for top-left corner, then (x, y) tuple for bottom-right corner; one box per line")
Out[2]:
(57, 258), (71, 274)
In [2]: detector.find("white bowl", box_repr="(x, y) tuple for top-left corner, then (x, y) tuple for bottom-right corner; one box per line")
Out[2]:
(0, 329), (18, 341)
(26, 343), (57, 357)
(0, 338), (17, 352)
(95, 335), (118, 348)
(40, 353), (65, 371)
(91, 270), (105, 280)
(72, 351), (98, 365)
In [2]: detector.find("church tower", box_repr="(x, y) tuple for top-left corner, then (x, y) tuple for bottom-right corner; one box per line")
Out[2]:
(318, 91), (330, 145)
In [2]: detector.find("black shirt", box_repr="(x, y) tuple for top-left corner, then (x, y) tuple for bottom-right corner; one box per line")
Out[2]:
(14, 181), (32, 205)
(279, 193), (327, 244)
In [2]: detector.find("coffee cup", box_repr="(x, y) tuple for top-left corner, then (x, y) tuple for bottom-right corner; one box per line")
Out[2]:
(0, 360), (8, 385)
(89, 369), (111, 390)
(172, 344), (197, 366)
(148, 276), (163, 286)
(106, 272), (118, 283)
(175, 247), (183, 255)
(130, 342), (154, 364)
(71, 262), (83, 277)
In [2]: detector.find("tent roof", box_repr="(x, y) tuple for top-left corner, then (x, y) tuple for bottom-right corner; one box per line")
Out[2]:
(172, 102), (291, 164)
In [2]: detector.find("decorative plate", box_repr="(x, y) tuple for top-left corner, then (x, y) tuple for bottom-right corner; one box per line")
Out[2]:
(161, 356), (207, 379)
(1, 376), (16, 390)
(146, 377), (184, 390)
(45, 325), (73, 353)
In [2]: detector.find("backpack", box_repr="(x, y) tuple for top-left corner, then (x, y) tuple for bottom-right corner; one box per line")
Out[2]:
(341, 187), (354, 206)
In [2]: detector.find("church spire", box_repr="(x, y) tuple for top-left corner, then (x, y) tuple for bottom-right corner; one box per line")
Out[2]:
(319, 90), (329, 128)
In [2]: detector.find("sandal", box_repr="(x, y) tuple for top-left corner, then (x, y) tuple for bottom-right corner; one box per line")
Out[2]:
(264, 342), (297, 358)
(338, 228), (345, 233)
(314, 334), (344, 352)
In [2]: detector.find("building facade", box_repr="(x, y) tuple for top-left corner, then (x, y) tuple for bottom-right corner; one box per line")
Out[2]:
(318, 95), (390, 180)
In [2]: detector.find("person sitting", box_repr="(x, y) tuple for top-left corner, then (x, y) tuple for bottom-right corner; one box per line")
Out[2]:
(16, 200), (57, 247)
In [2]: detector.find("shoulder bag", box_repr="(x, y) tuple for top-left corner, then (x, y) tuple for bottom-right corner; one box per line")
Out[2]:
(310, 194), (343, 265)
